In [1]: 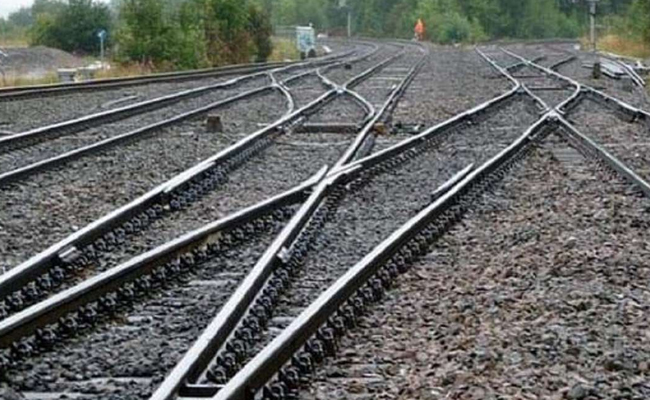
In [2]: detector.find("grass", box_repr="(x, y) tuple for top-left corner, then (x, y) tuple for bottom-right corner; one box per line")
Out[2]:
(268, 37), (300, 62)
(93, 63), (156, 79)
(0, 38), (30, 48)
(595, 34), (650, 59)
(0, 72), (59, 88)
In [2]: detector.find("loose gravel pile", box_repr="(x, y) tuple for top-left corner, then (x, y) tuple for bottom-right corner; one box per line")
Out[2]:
(5, 214), (293, 399)
(302, 134), (650, 400)
(567, 98), (650, 182)
(0, 90), (288, 270)
(249, 98), (538, 363)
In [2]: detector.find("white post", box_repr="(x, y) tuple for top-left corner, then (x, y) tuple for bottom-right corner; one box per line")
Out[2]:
(100, 36), (105, 64)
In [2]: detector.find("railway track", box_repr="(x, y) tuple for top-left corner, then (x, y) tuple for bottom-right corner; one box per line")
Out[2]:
(0, 48), (364, 174)
(0, 41), (648, 400)
(0, 41), (429, 399)
(0, 41), (380, 271)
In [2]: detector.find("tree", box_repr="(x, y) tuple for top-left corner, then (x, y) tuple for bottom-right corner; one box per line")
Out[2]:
(248, 4), (273, 62)
(31, 0), (112, 54)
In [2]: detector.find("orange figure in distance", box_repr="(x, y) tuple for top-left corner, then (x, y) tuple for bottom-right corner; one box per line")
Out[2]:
(414, 19), (425, 41)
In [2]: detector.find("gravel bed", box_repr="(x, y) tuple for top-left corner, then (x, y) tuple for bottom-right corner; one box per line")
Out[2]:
(301, 134), (650, 400)
(285, 75), (331, 109)
(0, 90), (288, 270)
(567, 98), (650, 182)
(353, 50), (424, 108)
(323, 44), (400, 86)
(5, 215), (292, 399)
(385, 45), (513, 153)
(307, 96), (368, 124)
(246, 97), (539, 367)
(0, 76), (273, 173)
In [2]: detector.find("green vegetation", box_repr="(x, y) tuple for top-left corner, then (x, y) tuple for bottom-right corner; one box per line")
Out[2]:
(0, 0), (648, 69)
(270, 0), (650, 46)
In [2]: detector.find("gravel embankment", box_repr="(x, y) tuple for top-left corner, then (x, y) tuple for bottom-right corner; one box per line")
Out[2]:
(6, 215), (293, 399)
(567, 98), (650, 182)
(0, 76), (272, 173)
(0, 90), (288, 270)
(246, 97), (539, 368)
(302, 133), (650, 400)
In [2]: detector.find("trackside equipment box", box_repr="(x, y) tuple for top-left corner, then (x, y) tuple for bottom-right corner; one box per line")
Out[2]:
(296, 26), (317, 58)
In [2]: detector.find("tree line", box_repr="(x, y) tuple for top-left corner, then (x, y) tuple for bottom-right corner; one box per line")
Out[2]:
(273, 0), (649, 44)
(0, 0), (648, 70)
(0, 0), (273, 69)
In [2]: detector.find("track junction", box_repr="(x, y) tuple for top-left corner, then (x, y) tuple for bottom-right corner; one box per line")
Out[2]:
(0, 39), (648, 400)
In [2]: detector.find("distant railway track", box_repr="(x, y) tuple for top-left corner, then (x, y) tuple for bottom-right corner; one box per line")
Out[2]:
(0, 60), (306, 101)
(1, 41), (648, 400)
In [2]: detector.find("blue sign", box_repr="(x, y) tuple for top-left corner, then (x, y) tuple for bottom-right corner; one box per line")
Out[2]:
(97, 30), (107, 40)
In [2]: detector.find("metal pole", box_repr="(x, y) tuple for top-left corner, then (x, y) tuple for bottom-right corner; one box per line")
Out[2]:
(100, 36), (105, 65)
(347, 9), (351, 38)
(589, 0), (597, 52)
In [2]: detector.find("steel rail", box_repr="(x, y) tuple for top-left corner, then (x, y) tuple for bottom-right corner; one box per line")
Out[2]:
(0, 85), (273, 186)
(148, 168), (343, 400)
(481, 48), (580, 115)
(599, 53), (646, 87)
(556, 115), (650, 197)
(0, 43), (402, 311)
(333, 46), (429, 169)
(0, 168), (328, 349)
(212, 114), (554, 400)
(0, 62), (290, 101)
